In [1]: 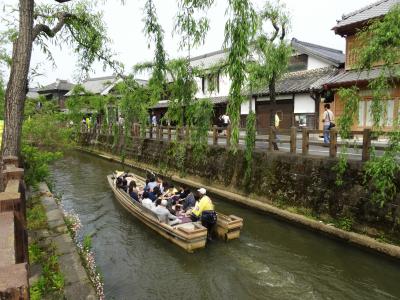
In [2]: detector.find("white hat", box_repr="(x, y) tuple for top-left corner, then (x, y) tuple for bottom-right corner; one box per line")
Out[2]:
(161, 199), (168, 206)
(197, 188), (206, 195)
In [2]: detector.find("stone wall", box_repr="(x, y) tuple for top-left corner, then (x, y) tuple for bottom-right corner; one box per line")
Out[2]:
(0, 157), (29, 300)
(82, 133), (400, 241)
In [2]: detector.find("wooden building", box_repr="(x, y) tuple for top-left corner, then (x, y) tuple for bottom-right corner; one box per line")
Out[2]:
(36, 79), (74, 109)
(152, 38), (345, 131)
(323, 0), (400, 131)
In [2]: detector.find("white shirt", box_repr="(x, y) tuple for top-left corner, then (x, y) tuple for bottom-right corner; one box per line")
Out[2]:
(142, 198), (155, 210)
(222, 115), (230, 124)
(323, 110), (334, 126)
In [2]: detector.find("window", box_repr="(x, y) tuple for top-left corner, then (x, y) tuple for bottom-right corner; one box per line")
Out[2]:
(201, 73), (219, 94)
(358, 99), (395, 127)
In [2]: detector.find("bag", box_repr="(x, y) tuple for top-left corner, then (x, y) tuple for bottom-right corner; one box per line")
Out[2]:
(327, 111), (335, 130)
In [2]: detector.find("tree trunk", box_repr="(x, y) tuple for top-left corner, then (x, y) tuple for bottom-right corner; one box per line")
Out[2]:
(269, 76), (277, 126)
(2, 0), (34, 158)
(269, 76), (279, 150)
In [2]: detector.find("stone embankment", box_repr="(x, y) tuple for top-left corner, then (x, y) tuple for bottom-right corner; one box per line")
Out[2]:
(31, 183), (97, 299)
(79, 140), (400, 259)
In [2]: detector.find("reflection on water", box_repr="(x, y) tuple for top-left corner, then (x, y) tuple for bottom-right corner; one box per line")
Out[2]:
(50, 151), (400, 300)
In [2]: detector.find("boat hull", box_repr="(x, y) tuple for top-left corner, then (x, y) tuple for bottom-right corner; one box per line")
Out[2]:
(107, 175), (207, 253)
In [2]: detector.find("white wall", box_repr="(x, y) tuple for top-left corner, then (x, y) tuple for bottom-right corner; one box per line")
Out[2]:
(195, 74), (231, 99)
(307, 56), (330, 70)
(240, 100), (256, 115)
(294, 94), (315, 113)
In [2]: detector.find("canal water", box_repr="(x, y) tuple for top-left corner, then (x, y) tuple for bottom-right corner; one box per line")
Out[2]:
(50, 151), (400, 300)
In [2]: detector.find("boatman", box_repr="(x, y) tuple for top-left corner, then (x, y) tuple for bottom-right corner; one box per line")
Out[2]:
(190, 188), (217, 241)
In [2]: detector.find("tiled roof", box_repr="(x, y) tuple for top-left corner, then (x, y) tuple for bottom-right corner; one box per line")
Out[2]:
(323, 66), (397, 87)
(189, 49), (228, 70)
(254, 67), (340, 96)
(64, 76), (147, 96)
(152, 96), (228, 109)
(37, 79), (74, 93)
(188, 39), (344, 70)
(291, 38), (345, 66)
(333, 0), (400, 33)
(65, 75), (118, 96)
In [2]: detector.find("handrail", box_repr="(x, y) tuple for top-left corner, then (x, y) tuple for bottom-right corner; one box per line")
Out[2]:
(84, 123), (392, 162)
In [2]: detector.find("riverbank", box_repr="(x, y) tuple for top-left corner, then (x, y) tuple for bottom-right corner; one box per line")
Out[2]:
(77, 145), (400, 260)
(27, 183), (97, 299)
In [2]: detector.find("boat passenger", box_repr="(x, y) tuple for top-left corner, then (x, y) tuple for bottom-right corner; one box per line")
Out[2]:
(157, 177), (164, 193)
(141, 192), (156, 210)
(146, 175), (158, 192)
(152, 199), (181, 226)
(182, 190), (196, 212)
(148, 186), (162, 202)
(116, 175), (128, 192)
(128, 181), (139, 202)
(190, 188), (217, 240)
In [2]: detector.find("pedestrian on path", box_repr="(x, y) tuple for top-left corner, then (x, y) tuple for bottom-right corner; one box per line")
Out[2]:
(322, 103), (334, 144)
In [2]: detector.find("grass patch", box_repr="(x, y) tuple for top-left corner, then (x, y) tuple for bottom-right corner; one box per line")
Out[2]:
(29, 243), (64, 300)
(27, 196), (47, 230)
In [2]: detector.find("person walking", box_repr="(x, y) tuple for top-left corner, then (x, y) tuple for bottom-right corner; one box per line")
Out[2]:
(322, 103), (334, 144)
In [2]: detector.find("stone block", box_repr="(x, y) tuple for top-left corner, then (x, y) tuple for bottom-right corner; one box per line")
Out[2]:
(58, 252), (89, 285)
(0, 263), (28, 299)
(3, 156), (19, 167)
(28, 263), (42, 285)
(53, 233), (75, 255)
(0, 212), (15, 267)
(0, 192), (20, 213)
(3, 167), (24, 182)
(41, 196), (58, 211)
(46, 208), (64, 223)
(64, 280), (97, 300)
(4, 179), (20, 193)
(48, 217), (67, 231)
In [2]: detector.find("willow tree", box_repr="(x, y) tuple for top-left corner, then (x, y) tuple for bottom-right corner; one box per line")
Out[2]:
(336, 5), (400, 208)
(1, 0), (121, 158)
(224, 0), (257, 151)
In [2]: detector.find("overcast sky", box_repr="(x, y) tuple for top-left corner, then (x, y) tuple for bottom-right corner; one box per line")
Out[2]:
(1, 0), (375, 87)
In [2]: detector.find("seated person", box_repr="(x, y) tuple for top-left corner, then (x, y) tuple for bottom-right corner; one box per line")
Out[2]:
(190, 188), (217, 240)
(152, 199), (181, 226)
(128, 180), (139, 202)
(148, 186), (162, 202)
(145, 175), (158, 192)
(157, 177), (164, 193)
(182, 189), (196, 212)
(116, 175), (128, 192)
(141, 192), (155, 210)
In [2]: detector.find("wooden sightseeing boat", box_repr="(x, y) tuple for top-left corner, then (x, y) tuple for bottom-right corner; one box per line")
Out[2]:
(107, 174), (207, 252)
(129, 171), (243, 241)
(108, 170), (243, 250)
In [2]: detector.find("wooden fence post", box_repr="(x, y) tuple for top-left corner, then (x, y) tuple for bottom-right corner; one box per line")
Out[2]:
(213, 125), (218, 145)
(268, 126), (275, 151)
(149, 125), (153, 139)
(290, 126), (297, 154)
(226, 125), (231, 148)
(168, 125), (172, 141)
(157, 125), (161, 140)
(302, 128), (309, 156)
(362, 128), (371, 161)
(329, 129), (337, 158)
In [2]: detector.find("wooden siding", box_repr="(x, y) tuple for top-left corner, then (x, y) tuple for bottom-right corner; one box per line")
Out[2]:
(328, 86), (400, 131)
